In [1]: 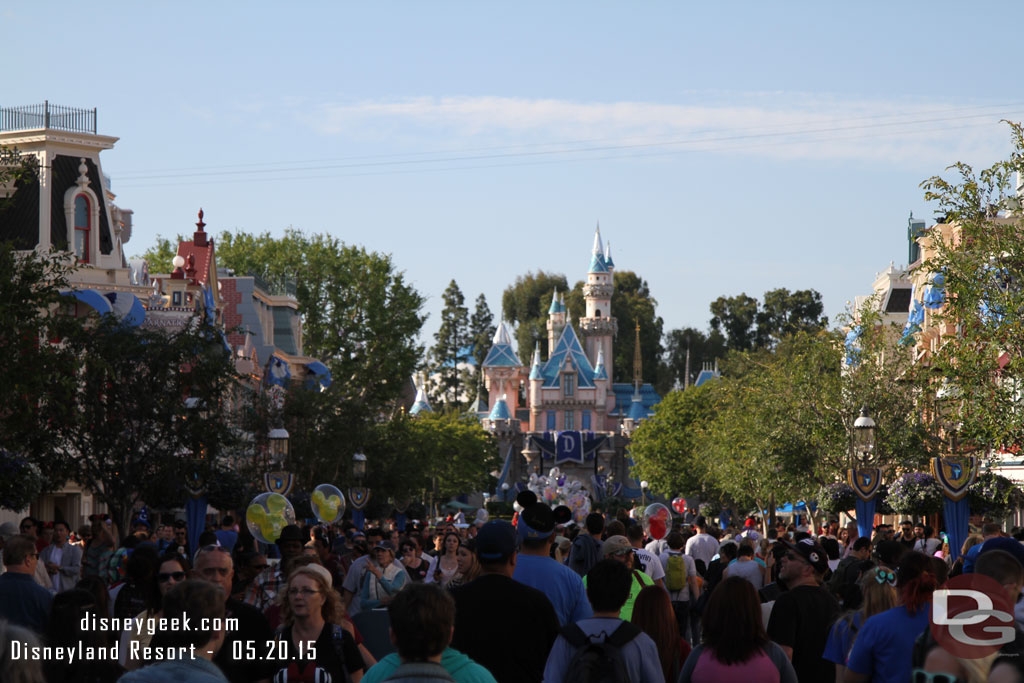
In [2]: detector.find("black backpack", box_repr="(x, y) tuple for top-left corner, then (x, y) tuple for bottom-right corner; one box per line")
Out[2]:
(561, 621), (641, 683)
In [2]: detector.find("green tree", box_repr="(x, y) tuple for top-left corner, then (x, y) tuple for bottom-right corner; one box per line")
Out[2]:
(0, 244), (83, 494)
(430, 280), (471, 407)
(365, 410), (498, 506)
(468, 293), (496, 402)
(502, 271), (569, 360)
(755, 288), (828, 348)
(660, 327), (727, 393)
(918, 121), (1024, 454)
(52, 317), (239, 537)
(709, 293), (759, 352)
(629, 383), (720, 499)
(136, 235), (181, 272)
(566, 270), (664, 384)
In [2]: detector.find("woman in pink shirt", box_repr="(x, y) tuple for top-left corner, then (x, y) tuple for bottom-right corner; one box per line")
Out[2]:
(677, 576), (797, 683)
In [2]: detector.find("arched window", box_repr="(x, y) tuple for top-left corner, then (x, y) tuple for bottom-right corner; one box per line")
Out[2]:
(74, 194), (90, 262)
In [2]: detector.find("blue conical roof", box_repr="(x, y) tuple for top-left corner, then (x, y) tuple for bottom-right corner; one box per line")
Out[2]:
(589, 226), (608, 273)
(593, 347), (608, 381)
(489, 395), (512, 420)
(548, 287), (565, 314)
(482, 322), (522, 367)
(541, 323), (595, 388)
(410, 385), (432, 415)
(529, 343), (543, 380)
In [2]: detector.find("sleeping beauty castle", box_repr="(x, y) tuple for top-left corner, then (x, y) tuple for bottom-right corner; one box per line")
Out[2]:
(476, 227), (661, 501)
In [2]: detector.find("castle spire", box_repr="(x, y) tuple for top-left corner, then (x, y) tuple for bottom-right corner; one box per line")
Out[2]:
(592, 223), (603, 255)
(530, 342), (543, 380)
(548, 286), (561, 314)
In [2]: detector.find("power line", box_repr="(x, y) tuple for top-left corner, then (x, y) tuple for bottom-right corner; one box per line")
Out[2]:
(112, 100), (1024, 178)
(113, 118), (1012, 190)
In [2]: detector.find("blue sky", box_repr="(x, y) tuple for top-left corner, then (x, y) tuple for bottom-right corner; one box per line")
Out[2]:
(6, 2), (1024, 349)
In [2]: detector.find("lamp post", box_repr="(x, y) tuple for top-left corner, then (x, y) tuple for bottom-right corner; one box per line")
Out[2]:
(852, 406), (876, 466)
(352, 452), (367, 483)
(640, 480), (649, 508)
(268, 428), (289, 468)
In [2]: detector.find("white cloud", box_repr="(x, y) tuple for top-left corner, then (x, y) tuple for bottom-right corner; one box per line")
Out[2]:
(298, 94), (1021, 167)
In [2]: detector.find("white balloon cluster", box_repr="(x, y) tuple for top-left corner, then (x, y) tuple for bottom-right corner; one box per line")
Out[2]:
(517, 467), (592, 524)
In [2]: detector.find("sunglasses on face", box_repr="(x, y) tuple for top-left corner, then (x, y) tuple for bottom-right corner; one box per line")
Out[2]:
(158, 571), (186, 583)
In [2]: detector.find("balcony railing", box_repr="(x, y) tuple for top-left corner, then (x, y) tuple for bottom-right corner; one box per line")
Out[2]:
(1, 101), (97, 134)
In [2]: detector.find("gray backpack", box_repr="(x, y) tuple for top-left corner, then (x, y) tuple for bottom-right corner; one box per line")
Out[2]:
(383, 661), (456, 682)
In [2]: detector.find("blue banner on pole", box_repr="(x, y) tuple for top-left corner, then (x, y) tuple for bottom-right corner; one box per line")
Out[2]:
(556, 431), (584, 463)
(854, 497), (875, 540)
(395, 513), (406, 532)
(944, 497), (970, 562)
(352, 509), (365, 531)
(186, 497), (207, 556)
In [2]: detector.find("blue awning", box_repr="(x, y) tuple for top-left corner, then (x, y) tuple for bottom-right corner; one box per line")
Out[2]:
(104, 291), (146, 327)
(304, 360), (332, 390)
(61, 289), (113, 316)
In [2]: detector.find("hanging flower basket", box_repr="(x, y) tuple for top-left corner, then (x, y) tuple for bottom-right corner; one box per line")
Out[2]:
(816, 482), (857, 514)
(968, 473), (1024, 519)
(875, 484), (894, 515)
(0, 450), (44, 511)
(698, 502), (717, 518)
(885, 472), (944, 515)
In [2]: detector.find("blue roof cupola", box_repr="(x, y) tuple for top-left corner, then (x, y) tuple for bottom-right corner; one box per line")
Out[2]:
(410, 384), (433, 415)
(593, 347), (608, 381)
(482, 320), (522, 368)
(489, 394), (512, 420)
(604, 241), (614, 269)
(541, 321), (595, 388)
(589, 224), (609, 274)
(626, 388), (650, 421)
(529, 343), (543, 380)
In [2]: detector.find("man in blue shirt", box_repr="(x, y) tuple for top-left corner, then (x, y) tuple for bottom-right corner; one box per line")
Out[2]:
(0, 535), (53, 633)
(512, 496), (593, 626)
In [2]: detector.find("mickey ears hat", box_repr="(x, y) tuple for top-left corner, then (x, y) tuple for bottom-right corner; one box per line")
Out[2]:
(516, 491), (572, 540)
(783, 537), (828, 573)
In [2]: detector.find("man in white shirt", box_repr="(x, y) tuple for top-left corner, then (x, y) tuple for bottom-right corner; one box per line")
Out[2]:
(626, 524), (665, 588)
(684, 516), (719, 572)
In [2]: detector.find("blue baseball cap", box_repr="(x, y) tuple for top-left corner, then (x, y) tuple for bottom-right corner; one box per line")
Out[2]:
(476, 520), (517, 561)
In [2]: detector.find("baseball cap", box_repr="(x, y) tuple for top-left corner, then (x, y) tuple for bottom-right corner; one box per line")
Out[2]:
(744, 518), (757, 528)
(476, 520), (517, 561)
(601, 535), (633, 558)
(783, 537), (829, 573)
(374, 540), (396, 552)
(0, 521), (17, 541)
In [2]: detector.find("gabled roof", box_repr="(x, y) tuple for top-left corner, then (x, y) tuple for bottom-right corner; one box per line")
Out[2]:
(482, 322), (522, 367)
(540, 323), (595, 388)
(609, 383), (661, 416)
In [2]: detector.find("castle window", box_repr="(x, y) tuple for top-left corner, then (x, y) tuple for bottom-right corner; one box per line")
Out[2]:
(595, 310), (601, 317)
(564, 374), (574, 397)
(582, 410), (591, 430)
(74, 195), (90, 262)
(564, 411), (575, 430)
(546, 411), (556, 431)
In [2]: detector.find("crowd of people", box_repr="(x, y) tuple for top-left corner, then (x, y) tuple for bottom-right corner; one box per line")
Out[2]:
(2, 506), (1024, 682)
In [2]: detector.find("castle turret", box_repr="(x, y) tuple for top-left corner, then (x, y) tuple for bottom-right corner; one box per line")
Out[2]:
(546, 287), (566, 357)
(528, 343), (543, 431)
(482, 319), (525, 417)
(580, 225), (617, 380)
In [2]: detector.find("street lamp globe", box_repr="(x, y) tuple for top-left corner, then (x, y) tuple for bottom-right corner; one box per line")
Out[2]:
(352, 452), (367, 481)
(268, 428), (289, 463)
(640, 480), (649, 490)
(852, 406), (876, 463)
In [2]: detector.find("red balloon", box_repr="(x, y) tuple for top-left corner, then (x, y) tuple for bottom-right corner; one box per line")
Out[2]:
(643, 503), (671, 540)
(671, 497), (686, 515)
